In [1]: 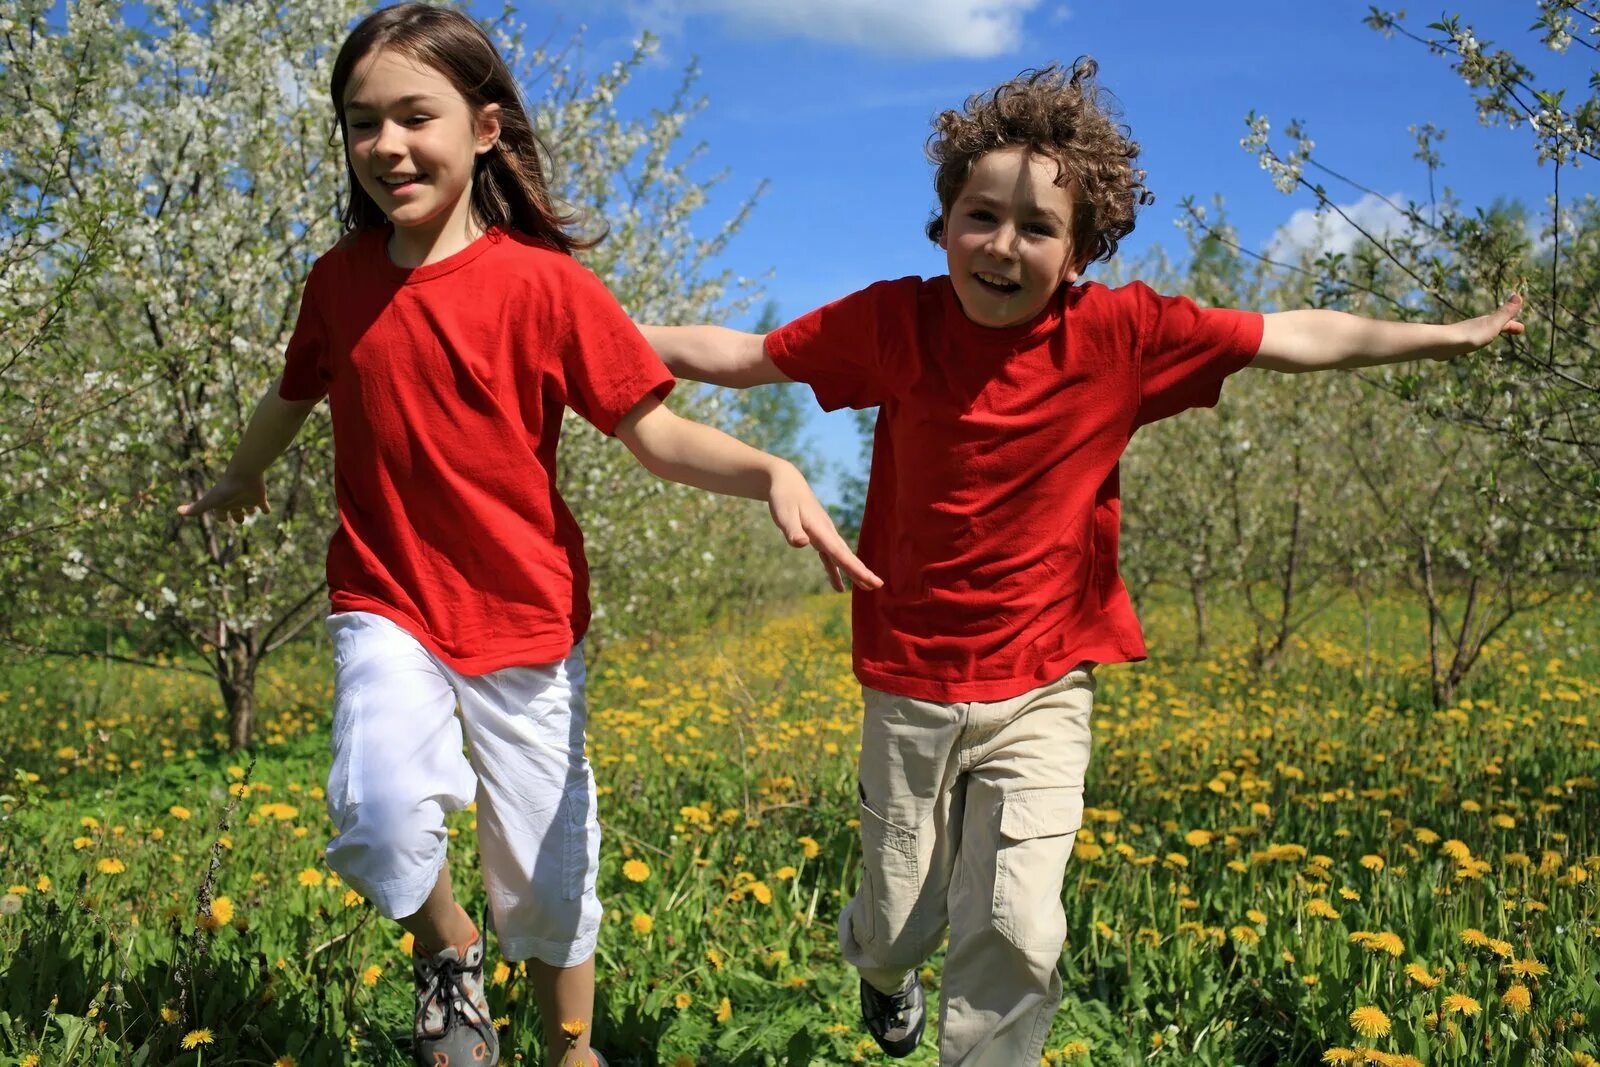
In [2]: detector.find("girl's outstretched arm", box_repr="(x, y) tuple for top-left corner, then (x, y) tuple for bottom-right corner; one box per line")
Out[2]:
(1251, 295), (1524, 373)
(177, 378), (319, 521)
(615, 394), (881, 592)
(639, 325), (790, 388)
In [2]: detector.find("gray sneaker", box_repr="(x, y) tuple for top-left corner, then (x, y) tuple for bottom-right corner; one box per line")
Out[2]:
(411, 934), (499, 1066)
(860, 972), (925, 1058)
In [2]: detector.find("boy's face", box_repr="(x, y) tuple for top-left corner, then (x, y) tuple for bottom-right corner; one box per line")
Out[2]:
(941, 146), (1082, 328)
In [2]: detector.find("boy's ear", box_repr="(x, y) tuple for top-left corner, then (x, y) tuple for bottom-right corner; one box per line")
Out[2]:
(937, 218), (948, 250)
(475, 103), (502, 154)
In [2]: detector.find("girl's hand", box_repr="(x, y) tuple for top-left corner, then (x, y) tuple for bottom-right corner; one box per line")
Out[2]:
(767, 463), (883, 592)
(177, 472), (269, 523)
(1442, 294), (1525, 359)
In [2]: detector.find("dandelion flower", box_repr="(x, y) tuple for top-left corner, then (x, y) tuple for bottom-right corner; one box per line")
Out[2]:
(798, 836), (820, 859)
(715, 997), (732, 1023)
(1508, 957), (1549, 977)
(631, 913), (654, 935)
(0, 894), (20, 916)
(361, 965), (382, 986)
(1404, 963), (1441, 989)
(1348, 1005), (1390, 1039)
(1442, 993), (1481, 1017)
(96, 858), (126, 875)
(296, 867), (323, 887)
(1321, 1050), (1362, 1066)
(749, 881), (773, 905)
(1184, 829), (1214, 847)
(622, 859), (650, 883)
(181, 1029), (214, 1050)
(1359, 854), (1385, 871)
(1501, 983), (1532, 1016)
(673, 992), (692, 1010)
(560, 1019), (587, 1041)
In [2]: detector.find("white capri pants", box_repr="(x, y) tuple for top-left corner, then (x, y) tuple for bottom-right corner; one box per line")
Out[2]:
(322, 611), (601, 966)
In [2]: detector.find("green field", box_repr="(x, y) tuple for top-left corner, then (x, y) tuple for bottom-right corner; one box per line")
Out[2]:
(0, 594), (1596, 1066)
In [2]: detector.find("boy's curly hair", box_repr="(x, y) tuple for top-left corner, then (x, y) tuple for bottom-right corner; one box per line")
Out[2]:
(926, 59), (1148, 267)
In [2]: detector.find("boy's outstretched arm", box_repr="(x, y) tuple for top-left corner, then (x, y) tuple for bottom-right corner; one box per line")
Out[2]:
(178, 377), (319, 521)
(615, 394), (881, 592)
(639, 325), (791, 388)
(1251, 295), (1524, 373)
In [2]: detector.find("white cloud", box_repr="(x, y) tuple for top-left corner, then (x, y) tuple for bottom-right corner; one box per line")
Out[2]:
(1265, 192), (1411, 263)
(628, 0), (1042, 59)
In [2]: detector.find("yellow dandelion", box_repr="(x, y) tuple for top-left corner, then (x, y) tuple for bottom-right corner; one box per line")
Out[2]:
(673, 992), (693, 1010)
(622, 859), (650, 883)
(1508, 957), (1549, 977)
(180, 1029), (214, 1050)
(491, 961), (511, 986)
(1442, 993), (1481, 1016)
(160, 1006), (179, 1024)
(273, 1057), (297, 1067)
(296, 867), (323, 887)
(560, 1019), (587, 1041)
(1501, 983), (1532, 1016)
(361, 965), (382, 987)
(1246, 909), (1267, 925)
(631, 913), (654, 935)
(1359, 854), (1384, 872)
(96, 858), (126, 875)
(35, 875), (50, 892)
(1305, 898), (1341, 920)
(1321, 1050), (1362, 1066)
(1459, 928), (1491, 948)
(749, 881), (773, 905)
(715, 997), (732, 1024)
(1348, 1005), (1390, 1039)
(1184, 829), (1214, 847)
(1404, 963), (1441, 989)
(798, 836), (820, 859)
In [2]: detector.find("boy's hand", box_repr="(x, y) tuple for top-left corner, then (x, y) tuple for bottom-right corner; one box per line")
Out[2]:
(177, 472), (269, 523)
(767, 463), (883, 592)
(1441, 294), (1525, 360)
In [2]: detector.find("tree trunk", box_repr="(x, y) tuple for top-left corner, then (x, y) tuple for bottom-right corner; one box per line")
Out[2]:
(1189, 575), (1208, 656)
(217, 639), (259, 751)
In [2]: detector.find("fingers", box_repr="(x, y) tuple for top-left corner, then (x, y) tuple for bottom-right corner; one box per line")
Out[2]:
(1497, 293), (1526, 336)
(818, 550), (844, 593)
(802, 516), (882, 590)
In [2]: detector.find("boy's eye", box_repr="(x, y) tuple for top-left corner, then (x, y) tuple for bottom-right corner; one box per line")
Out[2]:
(1025, 223), (1057, 237)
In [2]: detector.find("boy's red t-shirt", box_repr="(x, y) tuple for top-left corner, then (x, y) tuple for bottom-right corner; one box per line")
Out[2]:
(767, 276), (1263, 703)
(279, 227), (674, 674)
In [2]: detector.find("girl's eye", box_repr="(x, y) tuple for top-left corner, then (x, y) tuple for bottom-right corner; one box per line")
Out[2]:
(348, 119), (376, 131)
(968, 210), (995, 222)
(405, 115), (431, 127)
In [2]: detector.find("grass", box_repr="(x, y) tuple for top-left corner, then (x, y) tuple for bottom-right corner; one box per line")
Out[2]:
(0, 590), (1596, 1065)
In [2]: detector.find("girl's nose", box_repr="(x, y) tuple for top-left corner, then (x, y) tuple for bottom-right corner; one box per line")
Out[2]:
(372, 119), (405, 157)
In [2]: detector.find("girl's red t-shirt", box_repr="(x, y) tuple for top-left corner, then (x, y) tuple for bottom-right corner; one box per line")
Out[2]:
(766, 276), (1263, 703)
(279, 228), (674, 673)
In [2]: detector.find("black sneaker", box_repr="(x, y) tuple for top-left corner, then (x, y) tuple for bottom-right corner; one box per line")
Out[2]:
(860, 973), (925, 1057)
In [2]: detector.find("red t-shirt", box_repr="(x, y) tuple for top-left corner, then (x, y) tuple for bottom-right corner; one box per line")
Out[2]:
(767, 276), (1263, 702)
(279, 227), (674, 673)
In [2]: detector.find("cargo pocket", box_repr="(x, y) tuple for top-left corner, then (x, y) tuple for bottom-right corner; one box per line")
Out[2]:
(857, 787), (921, 947)
(561, 779), (599, 901)
(992, 786), (1083, 952)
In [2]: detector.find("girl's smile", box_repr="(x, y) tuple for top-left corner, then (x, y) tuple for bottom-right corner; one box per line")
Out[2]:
(342, 51), (499, 267)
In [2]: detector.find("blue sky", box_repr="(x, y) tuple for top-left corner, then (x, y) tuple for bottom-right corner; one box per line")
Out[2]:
(512, 0), (1595, 500)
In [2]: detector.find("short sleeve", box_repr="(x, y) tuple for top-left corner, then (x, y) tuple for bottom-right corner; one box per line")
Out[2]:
(278, 268), (329, 402)
(560, 263), (675, 436)
(765, 277), (921, 412)
(1132, 282), (1263, 427)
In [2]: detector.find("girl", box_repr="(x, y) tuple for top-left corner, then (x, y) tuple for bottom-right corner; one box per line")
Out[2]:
(179, 5), (879, 1065)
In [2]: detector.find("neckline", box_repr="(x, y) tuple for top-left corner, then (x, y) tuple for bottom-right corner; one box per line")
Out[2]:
(372, 226), (504, 284)
(937, 276), (1066, 349)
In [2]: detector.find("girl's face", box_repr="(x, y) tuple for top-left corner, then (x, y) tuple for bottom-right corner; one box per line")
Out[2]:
(940, 146), (1082, 328)
(342, 49), (500, 259)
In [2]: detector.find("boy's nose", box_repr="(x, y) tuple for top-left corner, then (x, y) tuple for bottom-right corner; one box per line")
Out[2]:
(987, 225), (1020, 260)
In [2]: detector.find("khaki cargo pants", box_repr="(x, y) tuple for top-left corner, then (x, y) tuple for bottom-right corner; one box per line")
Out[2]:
(839, 668), (1094, 1066)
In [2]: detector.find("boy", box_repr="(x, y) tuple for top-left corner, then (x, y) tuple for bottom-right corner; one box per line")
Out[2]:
(641, 61), (1523, 1066)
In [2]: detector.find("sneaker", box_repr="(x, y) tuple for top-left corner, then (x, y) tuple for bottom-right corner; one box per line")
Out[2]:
(411, 932), (499, 1066)
(860, 973), (925, 1058)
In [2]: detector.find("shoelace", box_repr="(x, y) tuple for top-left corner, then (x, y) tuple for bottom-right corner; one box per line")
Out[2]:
(866, 983), (912, 1031)
(416, 953), (493, 1042)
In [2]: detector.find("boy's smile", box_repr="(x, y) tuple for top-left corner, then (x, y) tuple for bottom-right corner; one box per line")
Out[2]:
(941, 146), (1082, 328)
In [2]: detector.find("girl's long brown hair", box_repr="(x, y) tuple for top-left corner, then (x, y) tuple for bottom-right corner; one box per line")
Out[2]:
(330, 3), (599, 254)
